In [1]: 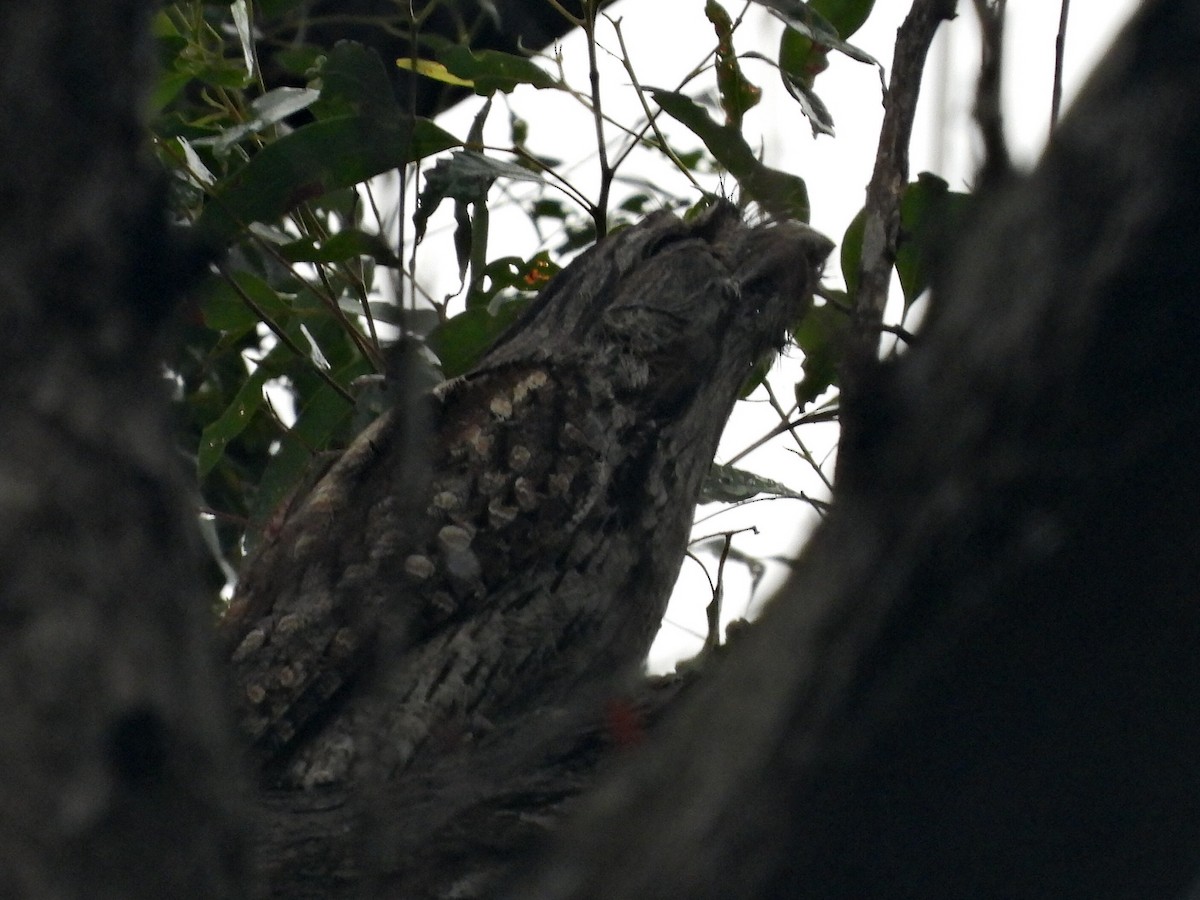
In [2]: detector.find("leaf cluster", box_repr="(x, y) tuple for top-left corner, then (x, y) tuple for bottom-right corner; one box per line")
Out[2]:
(150, 0), (960, 599)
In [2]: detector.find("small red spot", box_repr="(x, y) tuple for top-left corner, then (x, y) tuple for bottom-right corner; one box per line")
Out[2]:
(604, 699), (645, 749)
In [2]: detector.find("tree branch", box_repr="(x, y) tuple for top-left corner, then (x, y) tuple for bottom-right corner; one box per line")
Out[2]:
(837, 0), (956, 488)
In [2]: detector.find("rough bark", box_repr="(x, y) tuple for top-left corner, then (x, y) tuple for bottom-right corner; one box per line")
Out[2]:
(0, 1), (247, 896)
(248, 673), (693, 897)
(508, 1), (1200, 897)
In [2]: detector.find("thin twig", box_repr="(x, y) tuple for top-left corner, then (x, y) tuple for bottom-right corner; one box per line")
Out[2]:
(690, 525), (760, 547)
(503, 144), (595, 209)
(542, 0), (583, 28)
(582, 1), (612, 235)
(1051, 0), (1071, 128)
(277, 205), (386, 371)
(821, 286), (919, 346)
(356, 181), (384, 349)
(972, 0), (1010, 187)
(216, 262), (357, 405)
(705, 534), (733, 651)
(852, 0), (955, 349)
(763, 380), (834, 493)
(726, 405), (840, 466)
(839, 0), (955, 486)
(609, 17), (704, 192)
(602, 3), (750, 191)
(401, 0), (418, 323)
(692, 492), (830, 527)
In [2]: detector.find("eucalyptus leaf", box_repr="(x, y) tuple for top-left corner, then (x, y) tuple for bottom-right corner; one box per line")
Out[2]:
(894, 172), (971, 308)
(701, 463), (809, 504)
(780, 68), (835, 136)
(706, 0), (762, 128)
(203, 87), (320, 154)
(842, 173), (971, 309)
(313, 42), (403, 122)
(197, 115), (458, 244)
(231, 0), (254, 79)
(793, 300), (849, 408)
(651, 89), (809, 221)
(427, 300), (532, 377)
(279, 229), (402, 266)
(395, 58), (475, 88)
(750, 0), (881, 71)
(201, 271), (294, 334)
(414, 149), (544, 243)
(246, 357), (370, 549)
(197, 366), (271, 477)
(438, 46), (560, 94)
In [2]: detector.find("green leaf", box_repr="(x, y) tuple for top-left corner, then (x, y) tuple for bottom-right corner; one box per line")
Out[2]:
(473, 253), (560, 306)
(701, 462), (809, 504)
(231, 0), (254, 79)
(774, 0), (878, 134)
(437, 46), (560, 94)
(279, 229), (403, 266)
(189, 56), (254, 90)
(777, 28), (830, 89)
(431, 149), (545, 194)
(706, 0), (762, 128)
(196, 114), (458, 244)
(776, 51), (836, 136)
(246, 357), (369, 546)
(413, 149), (544, 242)
(894, 172), (971, 308)
(771, 0), (880, 134)
(753, 0), (880, 68)
(840, 205), (865, 297)
(793, 300), (849, 408)
(427, 300), (532, 377)
(841, 173), (971, 309)
(739, 353), (775, 399)
(651, 89), (809, 221)
(203, 86), (321, 154)
(272, 44), (324, 78)
(197, 365), (271, 477)
(452, 201), (474, 287)
(200, 271), (294, 334)
(312, 42), (403, 121)
(150, 68), (193, 112)
(150, 9), (179, 40)
(813, 0), (876, 38)
(531, 198), (570, 221)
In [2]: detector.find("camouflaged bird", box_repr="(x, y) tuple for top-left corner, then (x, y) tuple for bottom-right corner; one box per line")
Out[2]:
(220, 201), (832, 787)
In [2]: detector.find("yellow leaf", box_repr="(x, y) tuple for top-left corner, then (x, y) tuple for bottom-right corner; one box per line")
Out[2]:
(395, 58), (475, 88)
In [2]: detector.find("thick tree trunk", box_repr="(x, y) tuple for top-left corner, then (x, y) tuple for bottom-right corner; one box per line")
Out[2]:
(0, 2), (246, 896)
(509, 1), (1200, 897)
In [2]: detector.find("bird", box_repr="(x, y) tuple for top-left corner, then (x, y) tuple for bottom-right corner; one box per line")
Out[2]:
(219, 200), (832, 787)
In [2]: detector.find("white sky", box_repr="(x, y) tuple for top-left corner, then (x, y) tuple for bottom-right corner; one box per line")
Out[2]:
(416, 0), (1143, 670)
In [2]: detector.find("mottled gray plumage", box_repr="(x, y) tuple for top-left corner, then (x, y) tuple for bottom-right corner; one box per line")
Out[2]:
(221, 201), (831, 787)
